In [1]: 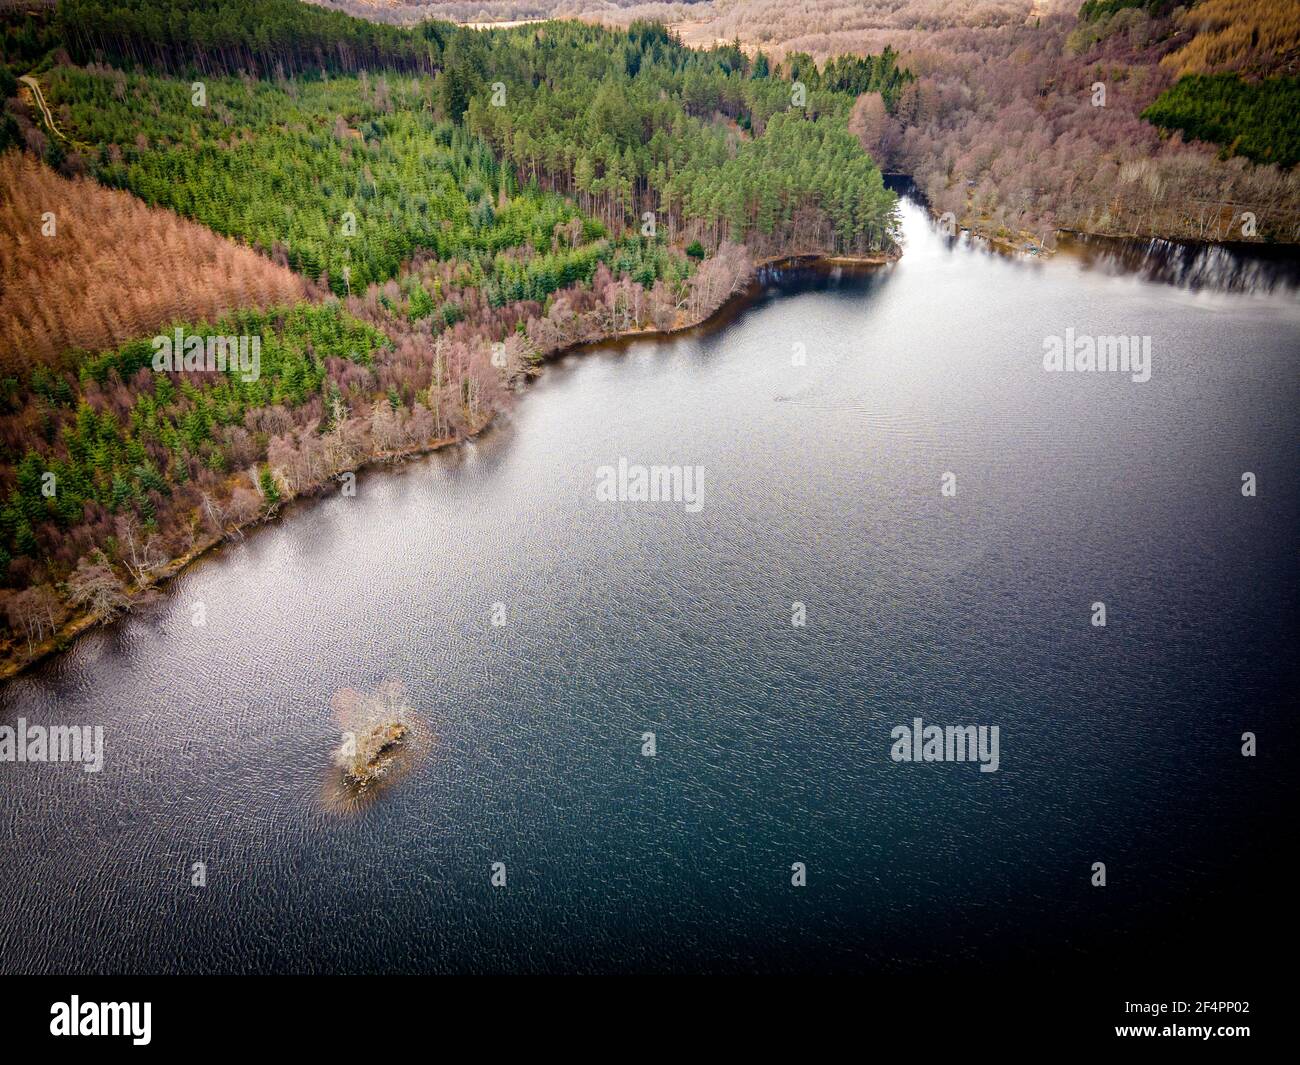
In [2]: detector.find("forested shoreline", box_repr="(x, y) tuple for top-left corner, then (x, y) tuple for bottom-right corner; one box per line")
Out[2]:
(577, 0), (1300, 249)
(3, 0), (1295, 676)
(0, 1), (901, 674)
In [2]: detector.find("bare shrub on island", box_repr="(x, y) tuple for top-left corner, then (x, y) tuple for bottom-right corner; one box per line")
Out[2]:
(330, 680), (415, 790)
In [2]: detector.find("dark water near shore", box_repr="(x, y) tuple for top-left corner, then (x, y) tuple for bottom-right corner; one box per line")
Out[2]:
(2, 196), (1296, 975)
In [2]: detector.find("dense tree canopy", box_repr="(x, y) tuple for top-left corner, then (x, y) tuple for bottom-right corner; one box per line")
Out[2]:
(49, 66), (603, 297)
(57, 0), (448, 77)
(1143, 74), (1300, 168)
(44, 10), (901, 285)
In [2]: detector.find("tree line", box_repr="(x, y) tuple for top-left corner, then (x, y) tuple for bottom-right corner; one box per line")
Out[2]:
(56, 0), (448, 77)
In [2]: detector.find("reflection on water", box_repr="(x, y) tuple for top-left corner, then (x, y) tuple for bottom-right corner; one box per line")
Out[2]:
(885, 173), (1300, 294)
(1060, 231), (1300, 294)
(0, 193), (1296, 975)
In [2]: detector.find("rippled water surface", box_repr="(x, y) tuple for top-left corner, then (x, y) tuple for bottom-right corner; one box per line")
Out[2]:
(2, 197), (1296, 974)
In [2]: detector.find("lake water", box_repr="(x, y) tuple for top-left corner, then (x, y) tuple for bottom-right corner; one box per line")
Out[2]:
(2, 195), (1296, 975)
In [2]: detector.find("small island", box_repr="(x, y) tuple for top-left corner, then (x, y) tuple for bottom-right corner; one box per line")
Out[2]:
(327, 681), (428, 806)
(333, 718), (410, 790)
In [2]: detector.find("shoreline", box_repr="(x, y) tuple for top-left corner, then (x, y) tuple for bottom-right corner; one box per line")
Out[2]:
(0, 246), (896, 682)
(7, 204), (1281, 683)
(0, 426), (479, 681)
(922, 203), (1297, 260)
(889, 174), (1295, 258)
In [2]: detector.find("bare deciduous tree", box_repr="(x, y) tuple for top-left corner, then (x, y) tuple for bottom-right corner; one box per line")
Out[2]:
(3, 584), (64, 654)
(66, 552), (129, 623)
(115, 514), (166, 587)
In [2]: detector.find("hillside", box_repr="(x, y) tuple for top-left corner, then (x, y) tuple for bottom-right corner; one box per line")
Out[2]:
(635, 0), (1300, 246)
(0, 0), (899, 672)
(329, 0), (1300, 245)
(1, 0), (1294, 674)
(0, 151), (308, 371)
